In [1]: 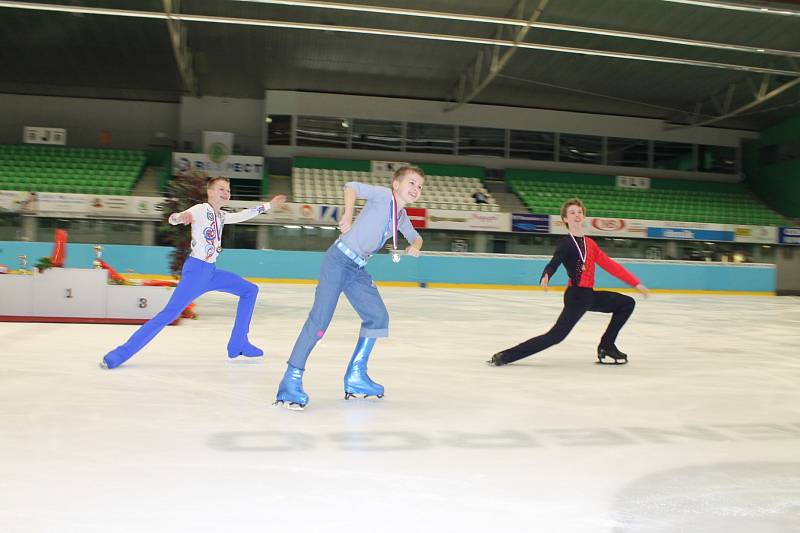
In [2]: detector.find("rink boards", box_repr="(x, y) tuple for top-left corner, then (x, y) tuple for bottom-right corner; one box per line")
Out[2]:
(0, 241), (777, 294)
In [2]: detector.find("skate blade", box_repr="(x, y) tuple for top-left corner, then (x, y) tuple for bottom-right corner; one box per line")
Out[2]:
(228, 352), (264, 359)
(597, 357), (627, 365)
(273, 400), (306, 411)
(344, 392), (384, 400)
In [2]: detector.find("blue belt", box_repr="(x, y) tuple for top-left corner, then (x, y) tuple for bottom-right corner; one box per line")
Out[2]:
(336, 240), (368, 268)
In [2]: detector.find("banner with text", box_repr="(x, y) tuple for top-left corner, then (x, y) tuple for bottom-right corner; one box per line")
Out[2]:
(734, 225), (778, 244)
(550, 216), (649, 238)
(512, 213), (550, 234)
(427, 209), (511, 232)
(779, 227), (800, 245)
(23, 126), (66, 145)
(647, 227), (735, 241)
(172, 152), (264, 180)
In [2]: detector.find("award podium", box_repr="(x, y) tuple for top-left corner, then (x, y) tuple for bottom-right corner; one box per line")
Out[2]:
(0, 267), (175, 325)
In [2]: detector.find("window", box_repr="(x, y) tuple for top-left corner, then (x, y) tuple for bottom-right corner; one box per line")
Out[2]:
(266, 115), (291, 145)
(653, 141), (694, 171)
(351, 119), (402, 151)
(510, 130), (555, 161)
(406, 123), (455, 154)
(458, 126), (505, 157)
(559, 134), (602, 164)
(698, 145), (737, 174)
(607, 137), (649, 167)
(296, 116), (349, 148)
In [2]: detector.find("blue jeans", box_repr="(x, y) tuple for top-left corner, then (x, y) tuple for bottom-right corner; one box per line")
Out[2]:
(288, 244), (389, 370)
(105, 257), (258, 367)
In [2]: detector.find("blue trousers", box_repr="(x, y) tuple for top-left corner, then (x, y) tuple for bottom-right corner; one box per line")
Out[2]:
(104, 256), (258, 367)
(288, 244), (389, 370)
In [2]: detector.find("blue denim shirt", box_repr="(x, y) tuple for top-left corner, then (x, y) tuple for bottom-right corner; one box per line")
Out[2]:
(338, 182), (420, 259)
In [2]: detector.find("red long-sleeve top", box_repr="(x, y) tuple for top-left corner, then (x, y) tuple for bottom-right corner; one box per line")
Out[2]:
(541, 235), (640, 288)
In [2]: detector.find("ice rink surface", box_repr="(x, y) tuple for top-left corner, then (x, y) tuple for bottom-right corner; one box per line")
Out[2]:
(2, 284), (799, 532)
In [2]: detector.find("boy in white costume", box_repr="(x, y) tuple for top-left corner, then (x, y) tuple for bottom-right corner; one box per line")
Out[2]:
(102, 178), (286, 369)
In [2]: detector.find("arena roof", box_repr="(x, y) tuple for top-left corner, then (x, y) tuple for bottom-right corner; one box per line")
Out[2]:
(1, 0), (799, 130)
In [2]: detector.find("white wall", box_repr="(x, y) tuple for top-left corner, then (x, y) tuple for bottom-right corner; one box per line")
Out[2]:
(0, 94), (178, 148)
(179, 96), (264, 155)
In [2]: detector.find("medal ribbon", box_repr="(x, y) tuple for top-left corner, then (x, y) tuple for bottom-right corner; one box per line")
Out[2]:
(569, 233), (586, 271)
(211, 205), (221, 252)
(390, 192), (399, 251)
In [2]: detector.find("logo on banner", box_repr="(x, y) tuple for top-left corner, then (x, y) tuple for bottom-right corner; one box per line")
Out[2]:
(320, 205), (340, 223)
(208, 142), (229, 164)
(512, 213), (549, 234)
(647, 227), (735, 241)
(592, 218), (625, 232)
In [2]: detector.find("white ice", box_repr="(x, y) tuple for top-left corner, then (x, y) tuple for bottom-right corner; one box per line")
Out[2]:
(1, 285), (799, 533)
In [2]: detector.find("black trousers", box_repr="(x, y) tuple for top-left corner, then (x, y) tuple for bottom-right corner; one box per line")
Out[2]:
(500, 286), (635, 364)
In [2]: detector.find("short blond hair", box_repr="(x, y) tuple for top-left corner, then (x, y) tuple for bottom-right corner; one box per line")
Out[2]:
(393, 165), (425, 183)
(207, 177), (230, 189)
(560, 197), (585, 221)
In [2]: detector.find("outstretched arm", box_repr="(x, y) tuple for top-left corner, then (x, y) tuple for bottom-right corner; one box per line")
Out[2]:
(168, 203), (204, 225)
(594, 244), (648, 296)
(168, 210), (193, 225)
(224, 195), (287, 224)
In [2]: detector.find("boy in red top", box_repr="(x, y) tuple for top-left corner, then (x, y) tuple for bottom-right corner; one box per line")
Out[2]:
(489, 198), (649, 366)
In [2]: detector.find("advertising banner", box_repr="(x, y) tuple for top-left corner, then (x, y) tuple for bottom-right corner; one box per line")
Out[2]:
(512, 213), (549, 234)
(550, 216), (648, 238)
(647, 227), (735, 241)
(427, 209), (511, 232)
(779, 227), (800, 245)
(172, 152), (264, 180)
(225, 200), (316, 225)
(0, 191), (38, 213)
(734, 225), (778, 244)
(35, 192), (90, 215)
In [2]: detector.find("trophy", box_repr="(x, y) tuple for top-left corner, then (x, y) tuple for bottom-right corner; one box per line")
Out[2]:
(18, 255), (30, 274)
(93, 245), (103, 269)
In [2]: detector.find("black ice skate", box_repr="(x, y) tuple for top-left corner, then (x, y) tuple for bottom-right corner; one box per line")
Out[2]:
(597, 346), (628, 365)
(487, 352), (508, 366)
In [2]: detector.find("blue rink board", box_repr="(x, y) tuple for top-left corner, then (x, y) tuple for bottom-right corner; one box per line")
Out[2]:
(0, 241), (775, 292)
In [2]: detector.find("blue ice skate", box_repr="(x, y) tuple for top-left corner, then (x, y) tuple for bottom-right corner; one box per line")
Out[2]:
(274, 364), (309, 410)
(227, 340), (264, 359)
(101, 347), (131, 369)
(343, 337), (384, 400)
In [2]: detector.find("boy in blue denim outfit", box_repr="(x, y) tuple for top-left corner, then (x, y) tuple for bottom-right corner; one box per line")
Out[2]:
(274, 166), (425, 410)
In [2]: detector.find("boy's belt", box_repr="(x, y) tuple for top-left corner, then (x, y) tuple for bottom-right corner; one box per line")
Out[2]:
(336, 240), (367, 268)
